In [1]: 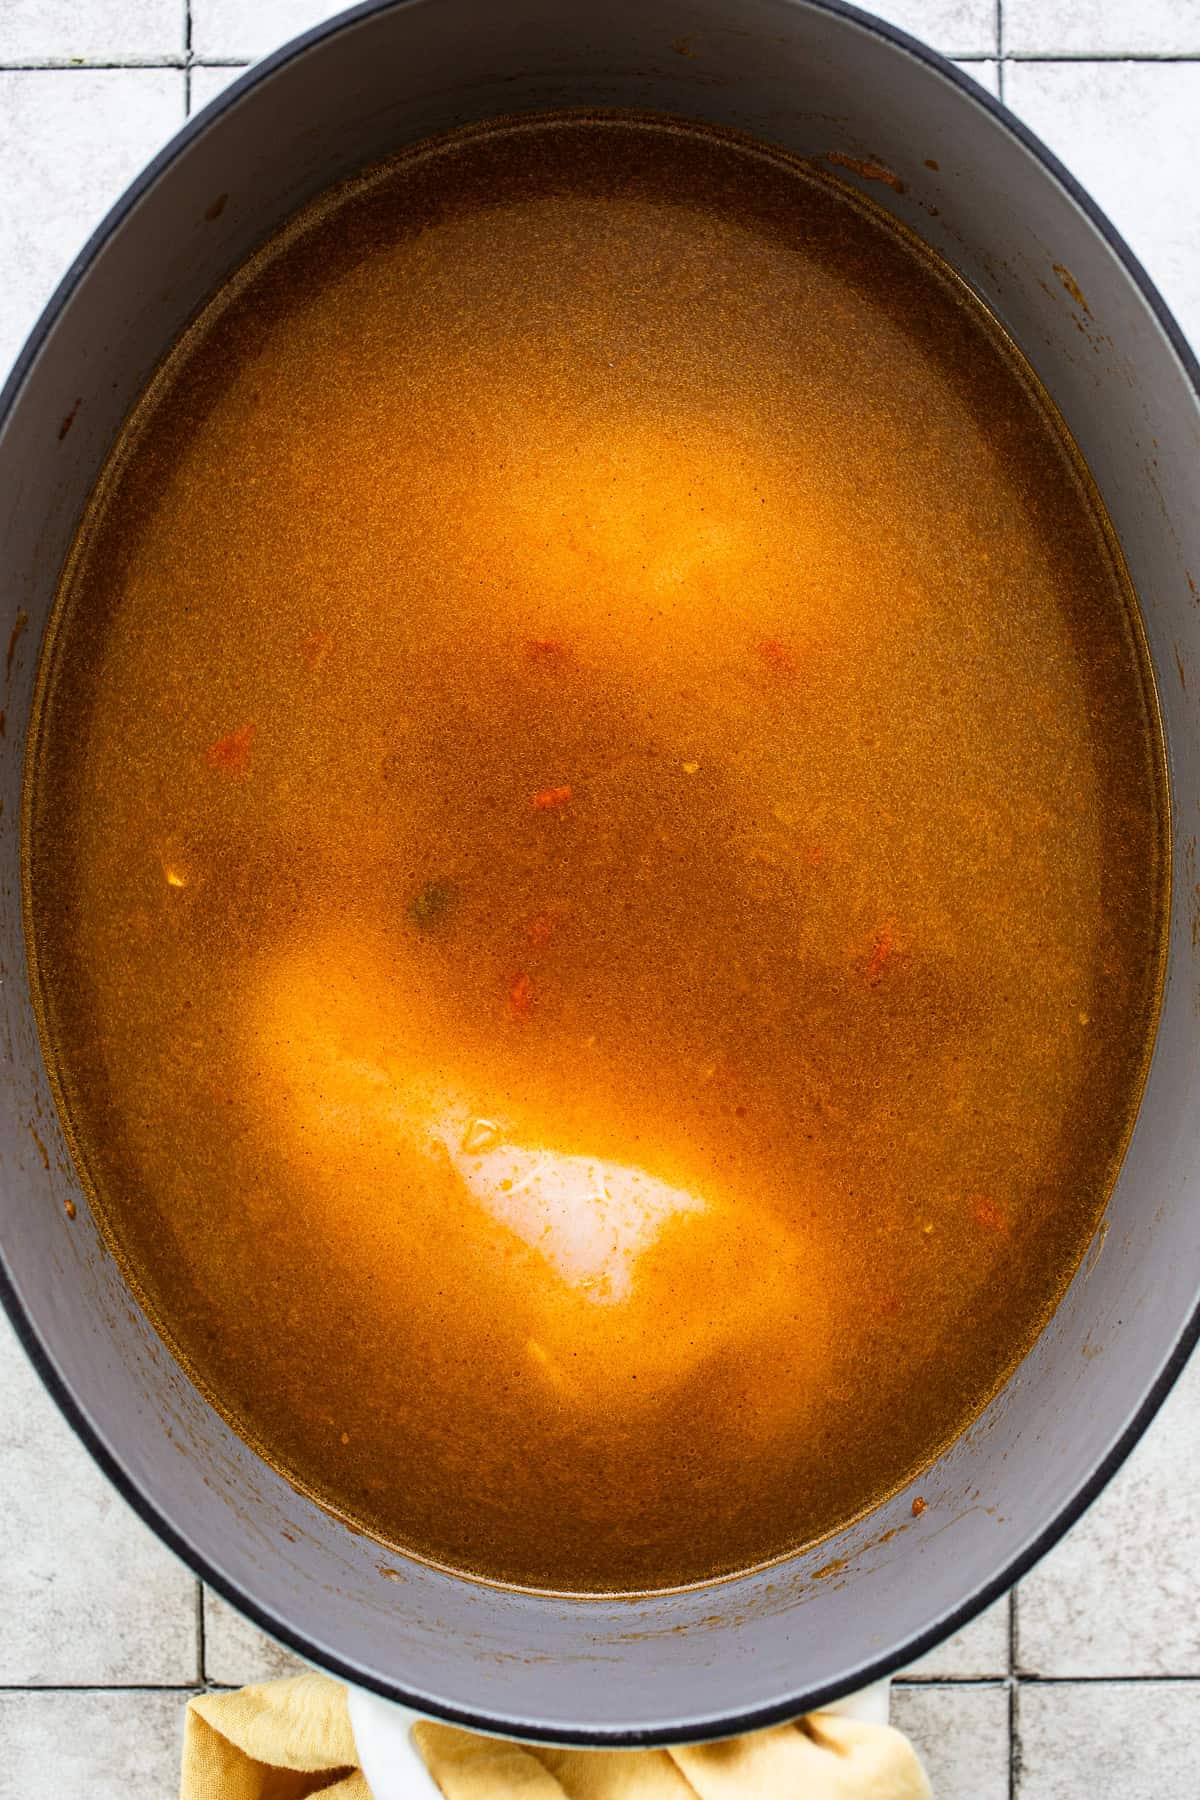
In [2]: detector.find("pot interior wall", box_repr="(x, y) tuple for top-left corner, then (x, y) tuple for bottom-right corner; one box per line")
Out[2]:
(1, 0), (1198, 1741)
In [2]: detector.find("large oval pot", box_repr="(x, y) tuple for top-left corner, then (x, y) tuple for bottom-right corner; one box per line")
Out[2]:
(1, 0), (1198, 1746)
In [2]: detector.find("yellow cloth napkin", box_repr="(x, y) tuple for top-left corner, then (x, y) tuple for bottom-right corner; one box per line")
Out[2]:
(413, 1712), (931, 1798)
(182, 1674), (931, 1799)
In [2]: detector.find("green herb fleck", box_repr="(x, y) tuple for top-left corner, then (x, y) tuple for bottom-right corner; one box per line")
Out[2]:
(407, 878), (456, 931)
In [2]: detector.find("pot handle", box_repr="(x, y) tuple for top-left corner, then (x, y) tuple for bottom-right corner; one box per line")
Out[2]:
(345, 1679), (892, 1798)
(346, 1686), (444, 1799)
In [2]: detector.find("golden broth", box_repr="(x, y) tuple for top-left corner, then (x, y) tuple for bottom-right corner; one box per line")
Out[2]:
(25, 114), (1167, 1592)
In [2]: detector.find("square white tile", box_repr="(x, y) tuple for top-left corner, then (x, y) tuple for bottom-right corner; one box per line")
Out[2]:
(891, 1683), (1010, 1800)
(204, 1589), (311, 1685)
(904, 1595), (1010, 1679)
(1016, 1681), (1200, 1799)
(0, 0), (181, 61)
(1015, 1352), (1200, 1677)
(1004, 60), (1200, 356)
(0, 67), (183, 381)
(190, 0), (347, 61)
(0, 1315), (198, 1684)
(1005, 0), (1200, 56)
(865, 0), (997, 56)
(0, 1691), (187, 1800)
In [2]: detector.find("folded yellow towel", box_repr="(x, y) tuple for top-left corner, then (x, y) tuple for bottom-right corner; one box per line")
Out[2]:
(181, 1674), (931, 1799)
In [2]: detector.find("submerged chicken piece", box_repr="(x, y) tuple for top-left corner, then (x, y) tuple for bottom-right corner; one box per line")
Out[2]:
(446, 1120), (704, 1302)
(248, 926), (829, 1421)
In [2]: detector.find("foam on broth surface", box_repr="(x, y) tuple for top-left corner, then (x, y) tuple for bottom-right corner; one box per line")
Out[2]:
(25, 114), (1167, 1592)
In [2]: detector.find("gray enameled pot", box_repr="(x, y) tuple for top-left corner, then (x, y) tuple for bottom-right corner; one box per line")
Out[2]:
(1, 0), (1198, 1746)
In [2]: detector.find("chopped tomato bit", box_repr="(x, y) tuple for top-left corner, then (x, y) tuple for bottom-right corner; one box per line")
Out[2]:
(532, 784), (572, 812)
(204, 722), (256, 775)
(972, 1194), (1009, 1235)
(508, 971), (535, 1018)
(526, 913), (555, 946)
(302, 628), (333, 669)
(755, 637), (798, 676)
(911, 1495), (927, 1518)
(867, 922), (898, 985)
(807, 844), (826, 867)
(525, 637), (571, 666)
(871, 1287), (902, 1320)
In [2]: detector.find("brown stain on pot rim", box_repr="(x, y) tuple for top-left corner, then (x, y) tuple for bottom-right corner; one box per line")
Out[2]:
(6, 610), (27, 680)
(825, 149), (906, 192)
(1053, 262), (1092, 316)
(1085, 1217), (1110, 1278)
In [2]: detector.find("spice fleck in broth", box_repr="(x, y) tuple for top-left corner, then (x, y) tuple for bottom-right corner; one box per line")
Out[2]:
(26, 115), (1167, 1593)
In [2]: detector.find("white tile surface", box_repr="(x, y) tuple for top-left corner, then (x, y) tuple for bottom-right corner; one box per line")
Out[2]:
(188, 60), (246, 112)
(905, 1596), (1010, 1679)
(0, 1315), (198, 1684)
(954, 57), (1000, 95)
(0, 0), (181, 61)
(1006, 0), (1200, 56)
(204, 1589), (311, 1685)
(1016, 1354), (1200, 1677)
(891, 1683), (1010, 1800)
(866, 0), (997, 56)
(190, 0), (346, 61)
(1004, 60), (1200, 355)
(0, 1691), (186, 1800)
(0, 67), (183, 379)
(1016, 1682), (1200, 1800)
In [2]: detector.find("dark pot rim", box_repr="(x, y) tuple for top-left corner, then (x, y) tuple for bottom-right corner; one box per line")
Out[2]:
(2, 0), (1198, 1747)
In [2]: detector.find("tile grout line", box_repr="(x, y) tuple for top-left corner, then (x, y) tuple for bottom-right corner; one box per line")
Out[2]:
(999, 49), (1200, 60)
(896, 1674), (1200, 1687)
(0, 1684), (207, 1695)
(1009, 1678), (1019, 1798)
(995, 0), (1005, 102)
(0, 58), (249, 71)
(1009, 1586), (1018, 1798)
(0, 57), (186, 69)
(196, 1580), (207, 1687)
(2, 53), (1200, 73)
